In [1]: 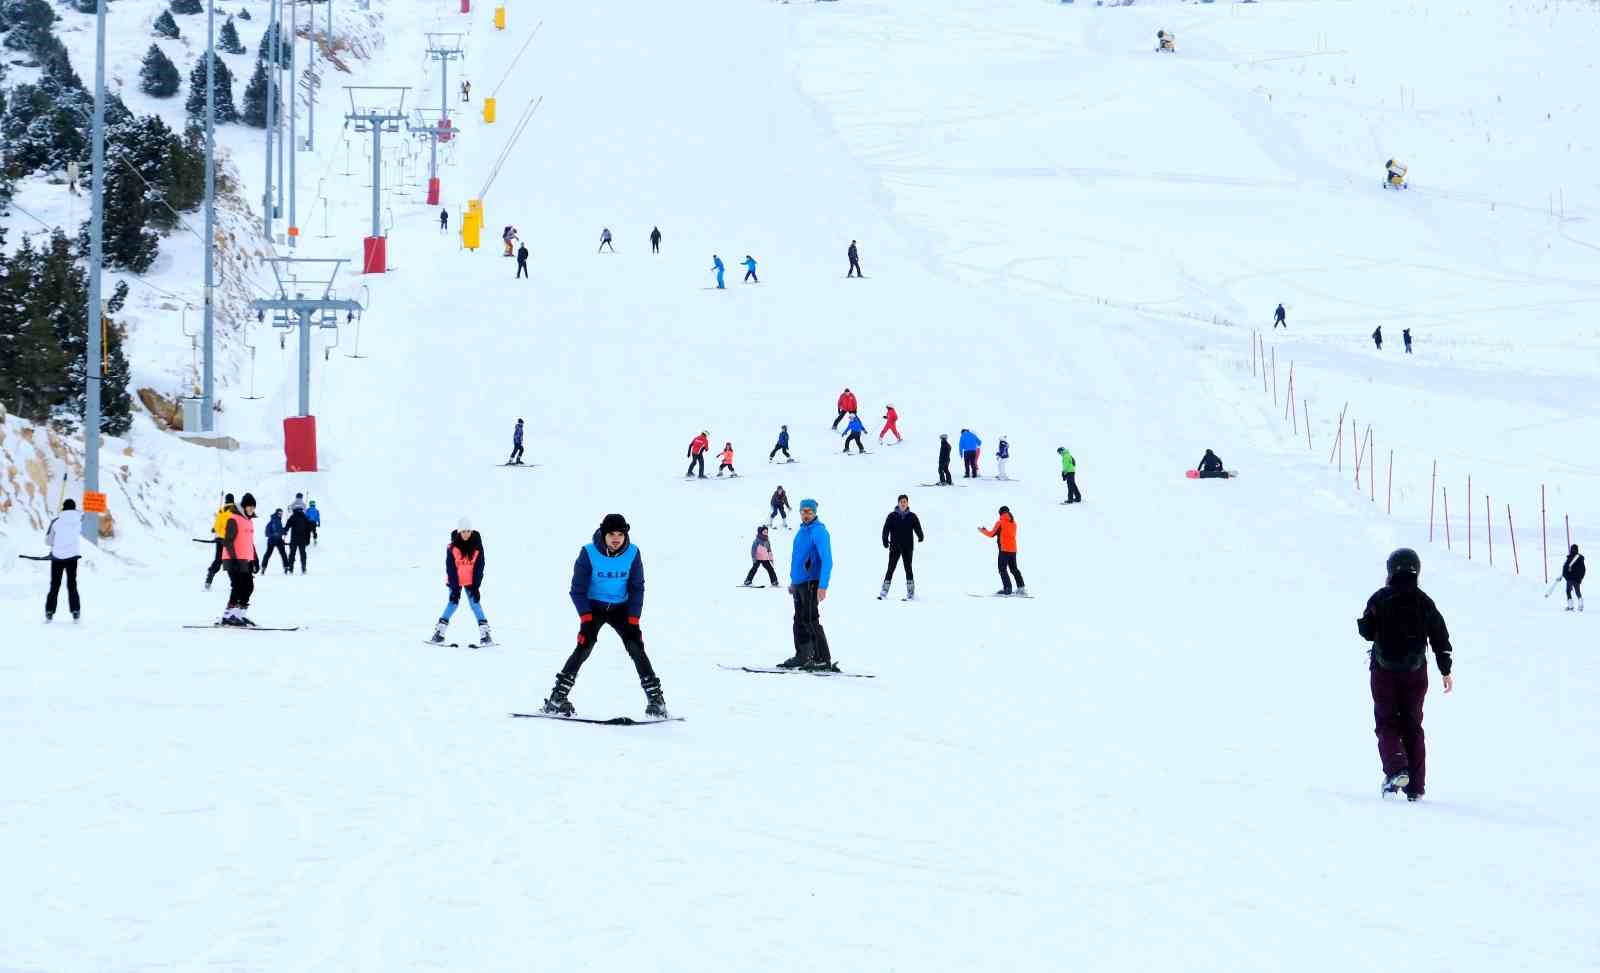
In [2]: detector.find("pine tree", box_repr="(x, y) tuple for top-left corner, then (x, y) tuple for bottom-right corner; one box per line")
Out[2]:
(0, 239), (69, 424)
(153, 9), (179, 38)
(237, 7), (251, 20)
(170, 0), (202, 14)
(139, 44), (180, 97)
(219, 17), (245, 54)
(240, 57), (279, 128)
(257, 21), (292, 68)
(185, 52), (238, 124)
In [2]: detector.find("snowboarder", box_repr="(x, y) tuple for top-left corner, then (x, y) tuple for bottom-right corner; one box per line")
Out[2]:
(460, 79), (471, 102)
(847, 240), (862, 278)
(1058, 447), (1082, 502)
(1358, 548), (1454, 801)
(769, 485), (791, 528)
(880, 494), (924, 600)
(996, 435), (1011, 480)
(650, 226), (662, 253)
(1196, 449), (1228, 479)
(508, 418), (525, 465)
(204, 493), (234, 590)
(979, 506), (1025, 596)
(1403, 328), (1413, 354)
(959, 428), (982, 478)
(439, 208), (449, 233)
(1563, 544), (1586, 611)
(502, 226), (517, 257)
(430, 518), (493, 646)
(306, 501), (320, 544)
(1372, 326), (1383, 350)
(744, 525), (779, 587)
(768, 424), (792, 462)
(779, 499), (835, 671)
(742, 254), (758, 283)
(686, 430), (710, 478)
(841, 413), (867, 454)
(711, 254), (725, 289)
(515, 243), (529, 279)
(285, 504), (313, 574)
(43, 499), (82, 622)
(832, 388), (858, 430)
(542, 513), (666, 718)
(717, 442), (737, 477)
(879, 404), (901, 445)
(1274, 303), (1286, 329)
(263, 508), (291, 574)
(599, 227), (614, 253)
(937, 433), (953, 485)
(218, 493), (259, 626)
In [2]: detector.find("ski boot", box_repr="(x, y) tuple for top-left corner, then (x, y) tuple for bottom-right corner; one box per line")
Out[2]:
(995, 589), (1013, 597)
(1405, 792), (1421, 803)
(477, 620), (494, 646)
(1567, 601), (1575, 612)
(805, 658), (841, 673)
(541, 672), (576, 716)
(776, 649), (813, 669)
(430, 618), (449, 644)
(1381, 769), (1411, 798)
(878, 581), (890, 601)
(1016, 586), (1028, 597)
(72, 611), (80, 623)
(1580, 597), (1587, 613)
(44, 612), (53, 623)
(642, 676), (668, 719)
(905, 580), (916, 601)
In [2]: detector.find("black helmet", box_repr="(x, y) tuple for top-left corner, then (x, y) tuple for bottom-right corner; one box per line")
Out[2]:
(1386, 548), (1421, 579)
(600, 513), (630, 535)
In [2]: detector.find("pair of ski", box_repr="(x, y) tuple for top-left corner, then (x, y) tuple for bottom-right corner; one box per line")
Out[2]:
(425, 639), (497, 649)
(183, 623), (300, 631)
(717, 663), (874, 679)
(511, 712), (684, 725)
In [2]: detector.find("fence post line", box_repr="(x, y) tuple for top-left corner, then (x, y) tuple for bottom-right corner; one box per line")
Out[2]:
(1369, 428), (1375, 501)
(1284, 362), (1293, 421)
(1429, 460), (1437, 542)
(1508, 504), (1520, 575)
(1541, 484), (1548, 583)
(1328, 402), (1347, 465)
(1444, 486), (1452, 550)
(1262, 339), (1269, 395)
(1271, 347), (1278, 408)
(1486, 494), (1493, 566)
(1305, 400), (1312, 450)
(1386, 449), (1393, 515)
(1467, 475), (1473, 560)
(1566, 514), (1571, 551)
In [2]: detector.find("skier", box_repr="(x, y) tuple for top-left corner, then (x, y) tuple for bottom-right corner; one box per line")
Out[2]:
(290, 492), (308, 514)
(1058, 447), (1082, 503)
(847, 239), (862, 278)
(958, 428), (982, 478)
(515, 242), (529, 279)
(650, 226), (662, 253)
(996, 435), (1010, 480)
(1562, 544), (1586, 611)
(832, 387), (858, 430)
(879, 404), (901, 445)
(599, 227), (614, 253)
(937, 433), (953, 485)
(1274, 303), (1286, 329)
(542, 513), (667, 718)
(880, 494), (924, 600)
(508, 418), (525, 464)
(779, 499), (835, 671)
(768, 424), (792, 463)
(1403, 328), (1413, 354)
(717, 442), (737, 477)
(306, 500), (320, 544)
(1372, 326), (1383, 350)
(43, 498), (82, 622)
(460, 79), (471, 102)
(711, 254), (726, 289)
(978, 505), (1025, 596)
(218, 493), (259, 626)
(263, 508), (291, 574)
(439, 208), (449, 233)
(1196, 449), (1228, 479)
(841, 413), (867, 454)
(742, 254), (758, 283)
(204, 493), (234, 590)
(502, 225), (517, 257)
(430, 518), (493, 646)
(1358, 548), (1454, 801)
(743, 525), (779, 587)
(769, 485), (791, 528)
(285, 503), (313, 574)
(685, 430), (710, 479)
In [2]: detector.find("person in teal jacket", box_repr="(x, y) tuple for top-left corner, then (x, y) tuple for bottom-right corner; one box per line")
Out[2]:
(742, 254), (759, 283)
(711, 254), (726, 289)
(780, 498), (835, 671)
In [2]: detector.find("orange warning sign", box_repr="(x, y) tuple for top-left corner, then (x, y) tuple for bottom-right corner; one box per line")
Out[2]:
(287, 226), (300, 237)
(82, 490), (108, 513)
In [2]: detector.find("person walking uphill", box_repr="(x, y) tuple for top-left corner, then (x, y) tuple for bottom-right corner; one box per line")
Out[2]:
(742, 255), (759, 283)
(1372, 326), (1383, 350)
(43, 499), (82, 622)
(959, 428), (982, 478)
(978, 506), (1025, 596)
(509, 418), (525, 465)
(1058, 447), (1082, 502)
(847, 240), (863, 278)
(1562, 544), (1586, 611)
(841, 413), (867, 454)
(833, 388), (857, 430)
(780, 499), (836, 671)
(880, 494), (924, 600)
(1358, 548), (1454, 801)
(430, 519), (494, 646)
(686, 430), (711, 478)
(542, 514), (667, 718)
(306, 500), (321, 544)
(744, 525), (779, 587)
(218, 493), (260, 626)
(769, 424), (792, 463)
(711, 255), (726, 290)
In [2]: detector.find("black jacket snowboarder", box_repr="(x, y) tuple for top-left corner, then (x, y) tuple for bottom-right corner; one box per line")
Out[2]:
(1563, 545), (1586, 609)
(937, 434), (953, 485)
(1274, 303), (1286, 329)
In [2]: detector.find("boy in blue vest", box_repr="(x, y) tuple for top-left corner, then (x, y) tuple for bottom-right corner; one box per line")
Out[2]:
(543, 513), (666, 718)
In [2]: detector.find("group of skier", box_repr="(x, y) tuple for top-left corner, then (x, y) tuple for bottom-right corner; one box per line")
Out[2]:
(1272, 303), (1415, 353)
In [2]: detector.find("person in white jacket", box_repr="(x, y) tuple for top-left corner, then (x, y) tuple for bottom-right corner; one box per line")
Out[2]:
(45, 499), (83, 622)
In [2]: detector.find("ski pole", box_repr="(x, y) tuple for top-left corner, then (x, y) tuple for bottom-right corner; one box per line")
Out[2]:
(17, 554), (52, 561)
(1546, 578), (1563, 598)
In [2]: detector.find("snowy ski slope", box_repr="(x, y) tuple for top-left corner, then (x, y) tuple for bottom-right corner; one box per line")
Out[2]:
(4, 0), (1599, 969)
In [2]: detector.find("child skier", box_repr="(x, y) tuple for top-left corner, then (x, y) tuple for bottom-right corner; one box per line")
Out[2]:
(509, 418), (525, 465)
(599, 227), (614, 253)
(769, 485), (791, 528)
(879, 404), (901, 444)
(43, 499), (82, 622)
(1058, 447), (1082, 503)
(1358, 548), (1454, 801)
(742, 254), (758, 283)
(431, 518), (494, 646)
(841, 413), (867, 454)
(263, 508), (290, 574)
(218, 493), (260, 626)
(996, 435), (1010, 480)
(306, 500), (320, 544)
(717, 442), (737, 477)
(744, 525), (779, 587)
(769, 424), (792, 462)
(1563, 544), (1586, 611)
(978, 506), (1025, 596)
(686, 430), (710, 478)
(502, 225), (518, 257)
(542, 513), (666, 718)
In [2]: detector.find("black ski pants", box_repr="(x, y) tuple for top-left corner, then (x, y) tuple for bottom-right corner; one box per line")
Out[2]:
(843, 431), (864, 453)
(264, 538), (291, 572)
(884, 546), (914, 582)
(1065, 472), (1082, 502)
(938, 460), (953, 485)
(848, 258), (862, 278)
(516, 260), (528, 279)
(769, 504), (788, 525)
(997, 551), (1024, 592)
(562, 601), (656, 682)
(1371, 666), (1428, 796)
(1567, 579), (1583, 600)
(963, 449), (979, 477)
(745, 560), (779, 585)
(832, 410), (848, 430)
(686, 453), (706, 477)
(651, 238), (660, 253)
(509, 443), (524, 464)
(599, 240), (614, 253)
(719, 462), (736, 475)
(768, 444), (790, 461)
(205, 539), (225, 585)
(288, 541), (309, 573)
(46, 556), (80, 616)
(790, 580), (832, 665)
(226, 559), (255, 610)
(744, 269), (758, 283)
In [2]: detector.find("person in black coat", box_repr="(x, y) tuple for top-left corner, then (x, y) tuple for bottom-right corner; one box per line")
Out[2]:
(1196, 449), (1228, 479)
(516, 243), (530, 279)
(937, 434), (953, 485)
(1562, 544), (1586, 611)
(1273, 303), (1286, 329)
(847, 240), (862, 278)
(879, 495), (925, 600)
(1372, 326), (1383, 350)
(285, 506), (314, 574)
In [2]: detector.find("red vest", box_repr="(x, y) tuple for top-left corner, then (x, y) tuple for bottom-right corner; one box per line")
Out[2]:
(221, 511), (256, 561)
(451, 546), (480, 587)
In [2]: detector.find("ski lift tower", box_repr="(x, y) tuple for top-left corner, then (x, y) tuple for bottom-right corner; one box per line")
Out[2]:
(344, 85), (410, 273)
(411, 108), (458, 206)
(248, 256), (364, 472)
(425, 33), (465, 137)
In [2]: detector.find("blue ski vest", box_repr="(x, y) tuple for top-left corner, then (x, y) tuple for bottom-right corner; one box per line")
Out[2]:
(585, 543), (638, 604)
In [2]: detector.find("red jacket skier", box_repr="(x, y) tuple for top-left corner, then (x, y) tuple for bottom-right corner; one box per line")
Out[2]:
(685, 431), (711, 479)
(832, 388), (858, 430)
(879, 404), (901, 444)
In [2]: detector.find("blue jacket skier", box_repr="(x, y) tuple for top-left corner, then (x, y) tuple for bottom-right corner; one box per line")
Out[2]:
(509, 418), (525, 464)
(841, 413), (867, 454)
(262, 509), (291, 573)
(305, 501), (320, 542)
(958, 428), (982, 478)
(743, 255), (759, 283)
(769, 424), (791, 462)
(711, 255), (726, 290)
(780, 498), (835, 670)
